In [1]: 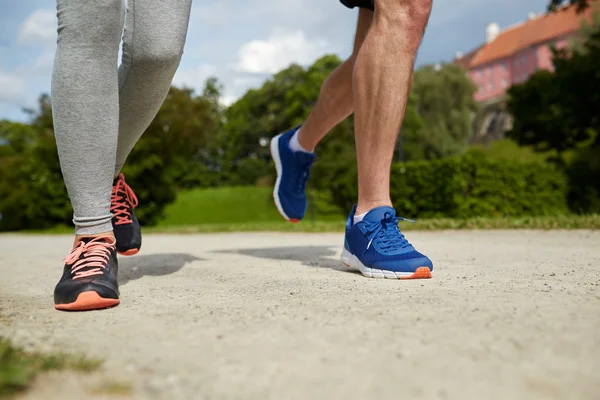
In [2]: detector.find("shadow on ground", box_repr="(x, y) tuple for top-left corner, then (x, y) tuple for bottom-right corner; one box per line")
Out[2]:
(119, 253), (202, 286)
(217, 246), (355, 274)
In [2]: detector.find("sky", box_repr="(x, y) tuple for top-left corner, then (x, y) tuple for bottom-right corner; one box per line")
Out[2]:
(0, 0), (549, 122)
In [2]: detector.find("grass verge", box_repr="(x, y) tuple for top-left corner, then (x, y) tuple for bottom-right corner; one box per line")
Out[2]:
(0, 338), (102, 398)
(146, 214), (600, 233)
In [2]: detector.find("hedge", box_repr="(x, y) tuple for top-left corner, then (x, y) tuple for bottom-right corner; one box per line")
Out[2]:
(329, 152), (569, 218)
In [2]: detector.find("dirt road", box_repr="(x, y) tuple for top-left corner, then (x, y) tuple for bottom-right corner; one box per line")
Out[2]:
(1, 231), (599, 399)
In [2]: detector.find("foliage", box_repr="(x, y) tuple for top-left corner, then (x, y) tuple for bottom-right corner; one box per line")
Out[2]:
(122, 83), (224, 225)
(548, 0), (594, 12)
(468, 139), (549, 163)
(566, 145), (600, 213)
(507, 25), (600, 163)
(409, 63), (479, 160)
(0, 96), (71, 231)
(330, 152), (569, 218)
(0, 82), (225, 230)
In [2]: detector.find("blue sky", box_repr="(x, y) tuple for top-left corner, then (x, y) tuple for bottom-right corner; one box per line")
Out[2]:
(0, 0), (548, 122)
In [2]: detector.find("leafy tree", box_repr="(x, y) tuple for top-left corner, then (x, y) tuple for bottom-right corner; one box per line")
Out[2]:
(0, 95), (71, 230)
(221, 55), (344, 185)
(507, 26), (600, 163)
(409, 63), (479, 160)
(122, 82), (225, 224)
(548, 0), (594, 12)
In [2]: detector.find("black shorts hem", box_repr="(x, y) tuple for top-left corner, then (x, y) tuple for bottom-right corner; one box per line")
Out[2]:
(340, 0), (374, 11)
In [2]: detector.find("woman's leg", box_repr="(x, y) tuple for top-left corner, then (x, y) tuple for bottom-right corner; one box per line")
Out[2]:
(114, 0), (192, 174)
(52, 0), (125, 237)
(52, 0), (125, 311)
(107, 0), (192, 257)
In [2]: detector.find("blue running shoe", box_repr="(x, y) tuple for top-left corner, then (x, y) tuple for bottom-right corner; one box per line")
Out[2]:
(341, 205), (433, 279)
(270, 126), (315, 222)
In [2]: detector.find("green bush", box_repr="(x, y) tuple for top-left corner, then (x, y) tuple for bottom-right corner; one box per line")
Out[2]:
(331, 152), (569, 218)
(567, 145), (600, 214)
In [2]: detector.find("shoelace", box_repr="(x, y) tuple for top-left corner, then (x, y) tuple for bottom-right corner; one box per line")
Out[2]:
(294, 157), (314, 194)
(63, 237), (114, 280)
(364, 212), (415, 252)
(111, 174), (138, 225)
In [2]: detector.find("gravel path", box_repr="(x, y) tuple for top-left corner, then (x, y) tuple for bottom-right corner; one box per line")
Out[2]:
(1, 231), (599, 400)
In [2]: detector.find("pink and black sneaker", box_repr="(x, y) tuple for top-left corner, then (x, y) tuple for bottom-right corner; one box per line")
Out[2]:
(111, 174), (141, 256)
(54, 236), (119, 311)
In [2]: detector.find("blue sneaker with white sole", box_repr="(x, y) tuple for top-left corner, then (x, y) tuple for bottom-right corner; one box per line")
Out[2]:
(270, 126), (315, 222)
(341, 205), (433, 279)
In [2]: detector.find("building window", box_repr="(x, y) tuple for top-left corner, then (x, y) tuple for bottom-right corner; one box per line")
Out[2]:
(477, 69), (482, 78)
(502, 62), (508, 71)
(514, 58), (519, 66)
(502, 78), (508, 88)
(488, 82), (494, 91)
(487, 67), (492, 76)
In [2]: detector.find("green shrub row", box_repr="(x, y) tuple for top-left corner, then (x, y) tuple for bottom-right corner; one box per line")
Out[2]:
(327, 152), (569, 218)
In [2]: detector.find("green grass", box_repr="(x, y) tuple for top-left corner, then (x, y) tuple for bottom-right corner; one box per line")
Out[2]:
(157, 186), (342, 226)
(0, 338), (102, 398)
(148, 214), (600, 233)
(9, 186), (600, 235)
(89, 380), (133, 396)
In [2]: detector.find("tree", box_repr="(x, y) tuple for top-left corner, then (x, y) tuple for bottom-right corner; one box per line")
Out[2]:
(221, 55), (345, 185)
(0, 95), (71, 231)
(507, 26), (600, 163)
(0, 79), (226, 230)
(122, 81), (225, 224)
(548, 0), (594, 12)
(409, 63), (479, 160)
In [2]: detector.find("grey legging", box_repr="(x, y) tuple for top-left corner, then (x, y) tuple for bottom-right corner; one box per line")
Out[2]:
(52, 0), (192, 235)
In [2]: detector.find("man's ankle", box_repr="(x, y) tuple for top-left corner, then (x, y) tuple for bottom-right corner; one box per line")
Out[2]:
(289, 128), (315, 153)
(355, 200), (393, 216)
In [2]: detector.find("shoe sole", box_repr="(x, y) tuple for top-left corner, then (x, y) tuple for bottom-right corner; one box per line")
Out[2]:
(341, 248), (432, 280)
(55, 291), (120, 311)
(118, 248), (139, 256)
(270, 134), (298, 223)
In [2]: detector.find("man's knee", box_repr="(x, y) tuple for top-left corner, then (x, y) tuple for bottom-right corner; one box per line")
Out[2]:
(374, 0), (432, 33)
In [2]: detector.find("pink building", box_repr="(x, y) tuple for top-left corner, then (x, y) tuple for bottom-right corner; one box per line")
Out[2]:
(455, 4), (594, 103)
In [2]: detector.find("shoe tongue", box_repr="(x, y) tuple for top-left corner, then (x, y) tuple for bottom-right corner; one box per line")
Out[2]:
(79, 236), (116, 246)
(362, 206), (396, 223)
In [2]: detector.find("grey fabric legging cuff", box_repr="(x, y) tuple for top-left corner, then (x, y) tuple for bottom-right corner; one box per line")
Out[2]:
(52, 0), (191, 235)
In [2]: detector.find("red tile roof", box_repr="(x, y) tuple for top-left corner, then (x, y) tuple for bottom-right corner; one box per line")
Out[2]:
(462, 3), (595, 68)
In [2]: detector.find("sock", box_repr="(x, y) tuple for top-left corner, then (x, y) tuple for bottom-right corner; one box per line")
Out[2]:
(353, 212), (368, 225)
(288, 128), (313, 154)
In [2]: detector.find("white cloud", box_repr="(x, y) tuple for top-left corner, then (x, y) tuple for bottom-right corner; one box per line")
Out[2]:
(17, 9), (57, 45)
(234, 29), (329, 74)
(219, 94), (238, 107)
(32, 49), (56, 72)
(172, 64), (218, 91)
(0, 72), (27, 103)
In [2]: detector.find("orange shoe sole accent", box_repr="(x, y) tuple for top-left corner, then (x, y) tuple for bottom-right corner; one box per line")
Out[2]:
(272, 199), (301, 223)
(55, 291), (120, 311)
(118, 248), (139, 256)
(399, 267), (432, 280)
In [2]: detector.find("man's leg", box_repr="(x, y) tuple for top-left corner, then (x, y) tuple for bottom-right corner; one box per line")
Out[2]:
(353, 0), (432, 215)
(295, 9), (373, 151)
(341, 0), (434, 280)
(269, 8), (372, 222)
